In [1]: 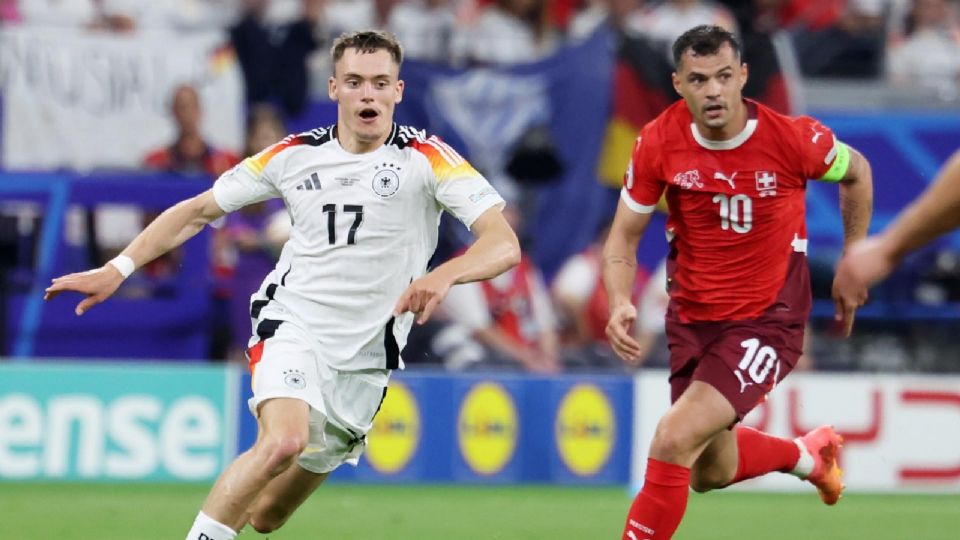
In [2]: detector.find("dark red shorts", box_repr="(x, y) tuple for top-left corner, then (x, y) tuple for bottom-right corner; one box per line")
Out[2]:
(665, 316), (805, 421)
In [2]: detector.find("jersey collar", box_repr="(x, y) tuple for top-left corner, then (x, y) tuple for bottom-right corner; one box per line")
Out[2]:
(330, 122), (400, 145)
(328, 122), (400, 154)
(383, 122), (400, 146)
(689, 100), (757, 151)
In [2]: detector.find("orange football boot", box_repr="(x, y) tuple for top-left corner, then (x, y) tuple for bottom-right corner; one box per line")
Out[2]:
(796, 425), (845, 505)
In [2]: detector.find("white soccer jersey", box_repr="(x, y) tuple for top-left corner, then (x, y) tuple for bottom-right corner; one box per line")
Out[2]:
(212, 123), (505, 370)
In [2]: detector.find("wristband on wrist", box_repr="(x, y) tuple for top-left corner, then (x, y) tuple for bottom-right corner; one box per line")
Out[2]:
(108, 255), (136, 278)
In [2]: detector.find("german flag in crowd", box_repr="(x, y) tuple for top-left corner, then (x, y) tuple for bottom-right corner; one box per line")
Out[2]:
(597, 35), (674, 188)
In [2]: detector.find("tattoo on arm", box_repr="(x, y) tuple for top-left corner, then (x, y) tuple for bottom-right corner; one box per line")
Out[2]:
(841, 198), (860, 238)
(604, 256), (637, 268)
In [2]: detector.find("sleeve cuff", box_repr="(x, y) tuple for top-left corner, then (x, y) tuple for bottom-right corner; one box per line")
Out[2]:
(464, 198), (506, 230)
(620, 188), (657, 214)
(211, 182), (236, 213)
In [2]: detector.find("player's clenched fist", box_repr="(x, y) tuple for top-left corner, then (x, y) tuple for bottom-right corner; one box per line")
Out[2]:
(606, 303), (642, 362)
(44, 265), (125, 316)
(393, 273), (452, 325)
(835, 237), (896, 292)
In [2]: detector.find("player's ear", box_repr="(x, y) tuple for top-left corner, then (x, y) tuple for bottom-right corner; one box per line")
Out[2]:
(740, 62), (749, 90)
(328, 76), (338, 102)
(396, 79), (404, 104)
(671, 72), (682, 96)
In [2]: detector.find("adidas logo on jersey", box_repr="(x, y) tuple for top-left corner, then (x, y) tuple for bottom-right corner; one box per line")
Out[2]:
(296, 172), (322, 191)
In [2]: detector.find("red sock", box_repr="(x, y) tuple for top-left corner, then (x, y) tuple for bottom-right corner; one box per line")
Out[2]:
(729, 426), (800, 485)
(622, 458), (690, 540)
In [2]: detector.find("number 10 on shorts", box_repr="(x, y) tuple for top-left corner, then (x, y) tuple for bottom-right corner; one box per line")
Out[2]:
(736, 338), (780, 390)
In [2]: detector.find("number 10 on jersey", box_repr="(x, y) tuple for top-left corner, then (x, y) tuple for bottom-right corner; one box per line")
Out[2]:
(712, 194), (753, 233)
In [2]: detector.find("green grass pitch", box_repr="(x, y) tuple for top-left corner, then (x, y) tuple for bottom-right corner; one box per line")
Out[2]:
(0, 483), (956, 539)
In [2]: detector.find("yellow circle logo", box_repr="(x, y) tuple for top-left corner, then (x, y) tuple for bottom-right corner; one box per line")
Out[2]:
(458, 382), (518, 476)
(365, 381), (420, 474)
(555, 384), (615, 477)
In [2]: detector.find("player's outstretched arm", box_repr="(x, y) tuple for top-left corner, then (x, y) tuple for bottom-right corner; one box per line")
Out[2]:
(836, 149), (960, 293)
(881, 149), (960, 254)
(831, 146), (874, 337)
(44, 189), (227, 315)
(602, 199), (652, 362)
(393, 206), (520, 324)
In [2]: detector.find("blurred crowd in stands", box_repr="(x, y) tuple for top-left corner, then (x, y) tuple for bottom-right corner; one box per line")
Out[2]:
(2, 1), (959, 98)
(1, 0), (959, 373)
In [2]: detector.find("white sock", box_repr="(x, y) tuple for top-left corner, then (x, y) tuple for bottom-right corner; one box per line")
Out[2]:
(790, 439), (815, 478)
(185, 510), (238, 540)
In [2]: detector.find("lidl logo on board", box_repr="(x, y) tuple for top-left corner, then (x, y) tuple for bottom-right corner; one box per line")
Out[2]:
(555, 384), (615, 477)
(458, 382), (518, 476)
(365, 381), (421, 474)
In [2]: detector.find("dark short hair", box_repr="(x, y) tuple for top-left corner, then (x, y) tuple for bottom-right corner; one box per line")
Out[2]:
(672, 25), (741, 69)
(330, 30), (404, 67)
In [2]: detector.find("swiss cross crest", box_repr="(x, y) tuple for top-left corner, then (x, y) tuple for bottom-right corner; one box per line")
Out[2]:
(755, 171), (777, 197)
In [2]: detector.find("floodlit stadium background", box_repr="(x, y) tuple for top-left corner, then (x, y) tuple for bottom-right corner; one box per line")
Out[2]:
(1, 2), (958, 539)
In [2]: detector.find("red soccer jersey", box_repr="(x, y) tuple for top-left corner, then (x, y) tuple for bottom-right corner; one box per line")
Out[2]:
(622, 99), (843, 322)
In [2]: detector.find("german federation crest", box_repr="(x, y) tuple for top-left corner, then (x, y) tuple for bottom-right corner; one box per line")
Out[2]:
(283, 369), (306, 390)
(372, 163), (401, 198)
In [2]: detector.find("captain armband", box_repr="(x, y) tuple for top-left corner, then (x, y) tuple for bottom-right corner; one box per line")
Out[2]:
(820, 141), (851, 183)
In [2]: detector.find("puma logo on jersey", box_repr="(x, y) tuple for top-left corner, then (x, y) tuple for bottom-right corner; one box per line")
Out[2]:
(811, 125), (825, 144)
(734, 370), (755, 393)
(713, 171), (737, 189)
(296, 172), (322, 191)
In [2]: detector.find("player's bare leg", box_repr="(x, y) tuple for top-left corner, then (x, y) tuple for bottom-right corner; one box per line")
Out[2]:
(689, 428), (737, 492)
(246, 460), (329, 533)
(622, 381), (735, 540)
(185, 398), (310, 539)
(649, 381), (737, 466)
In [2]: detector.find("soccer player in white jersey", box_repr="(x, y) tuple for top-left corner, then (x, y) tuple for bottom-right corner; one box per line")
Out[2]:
(44, 30), (521, 539)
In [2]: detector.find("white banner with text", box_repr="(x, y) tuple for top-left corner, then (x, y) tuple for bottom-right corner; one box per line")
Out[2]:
(632, 371), (960, 492)
(0, 26), (243, 171)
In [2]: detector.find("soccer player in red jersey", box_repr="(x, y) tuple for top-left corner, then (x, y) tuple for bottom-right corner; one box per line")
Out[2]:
(603, 26), (874, 539)
(835, 149), (960, 294)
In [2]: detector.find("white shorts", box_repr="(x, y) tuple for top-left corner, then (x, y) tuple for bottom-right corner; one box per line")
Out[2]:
(247, 320), (390, 474)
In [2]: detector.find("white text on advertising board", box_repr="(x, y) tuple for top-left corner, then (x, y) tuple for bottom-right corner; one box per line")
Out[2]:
(0, 393), (221, 480)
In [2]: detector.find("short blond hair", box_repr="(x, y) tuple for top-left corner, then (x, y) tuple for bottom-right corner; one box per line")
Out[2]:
(330, 30), (403, 67)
